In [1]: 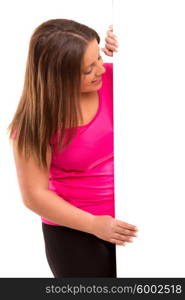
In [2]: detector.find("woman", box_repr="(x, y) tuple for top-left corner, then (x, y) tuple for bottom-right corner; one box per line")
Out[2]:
(8, 19), (138, 278)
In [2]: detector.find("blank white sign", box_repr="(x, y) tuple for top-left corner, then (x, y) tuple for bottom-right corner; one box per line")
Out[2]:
(113, 0), (185, 277)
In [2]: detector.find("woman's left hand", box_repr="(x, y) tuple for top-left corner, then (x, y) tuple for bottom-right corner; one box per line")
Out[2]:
(101, 25), (119, 57)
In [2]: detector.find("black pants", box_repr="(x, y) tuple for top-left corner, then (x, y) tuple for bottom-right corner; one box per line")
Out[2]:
(42, 223), (117, 278)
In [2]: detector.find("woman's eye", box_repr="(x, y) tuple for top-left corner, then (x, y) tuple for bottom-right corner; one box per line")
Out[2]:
(84, 69), (92, 75)
(83, 56), (102, 75)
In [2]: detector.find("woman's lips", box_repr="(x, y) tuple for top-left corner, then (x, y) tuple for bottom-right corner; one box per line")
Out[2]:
(91, 78), (102, 84)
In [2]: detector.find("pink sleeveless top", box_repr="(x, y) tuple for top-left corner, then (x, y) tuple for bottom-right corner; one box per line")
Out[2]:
(42, 63), (114, 225)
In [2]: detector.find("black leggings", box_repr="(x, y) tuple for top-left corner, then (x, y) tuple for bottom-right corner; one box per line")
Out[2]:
(42, 223), (117, 278)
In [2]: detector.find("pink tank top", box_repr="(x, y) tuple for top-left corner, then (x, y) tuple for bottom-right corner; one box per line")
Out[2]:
(42, 63), (114, 225)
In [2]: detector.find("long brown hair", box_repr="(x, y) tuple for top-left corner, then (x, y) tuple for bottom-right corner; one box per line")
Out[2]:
(7, 19), (100, 170)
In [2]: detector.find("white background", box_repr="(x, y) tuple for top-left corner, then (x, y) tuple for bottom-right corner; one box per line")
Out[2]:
(1, 0), (185, 278)
(114, 0), (185, 276)
(0, 0), (112, 277)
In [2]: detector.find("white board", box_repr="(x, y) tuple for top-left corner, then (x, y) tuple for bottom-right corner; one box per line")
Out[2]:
(113, 0), (185, 277)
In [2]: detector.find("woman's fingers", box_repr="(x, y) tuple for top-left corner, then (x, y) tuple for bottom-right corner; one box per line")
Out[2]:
(105, 33), (118, 52)
(115, 227), (138, 237)
(101, 47), (113, 57)
(116, 220), (138, 232)
(106, 218), (139, 246)
(105, 42), (118, 52)
(111, 226), (138, 246)
(107, 30), (117, 39)
(114, 232), (134, 243)
(105, 36), (118, 46)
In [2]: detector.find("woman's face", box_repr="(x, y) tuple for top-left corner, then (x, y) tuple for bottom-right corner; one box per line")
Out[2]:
(80, 39), (106, 94)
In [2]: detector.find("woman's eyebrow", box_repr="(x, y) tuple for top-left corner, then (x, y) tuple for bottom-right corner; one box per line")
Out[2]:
(86, 62), (95, 68)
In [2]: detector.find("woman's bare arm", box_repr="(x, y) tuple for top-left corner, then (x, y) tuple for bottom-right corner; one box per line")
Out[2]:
(12, 141), (95, 233)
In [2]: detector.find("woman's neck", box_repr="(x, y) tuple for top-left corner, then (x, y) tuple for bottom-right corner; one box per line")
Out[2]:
(80, 91), (98, 102)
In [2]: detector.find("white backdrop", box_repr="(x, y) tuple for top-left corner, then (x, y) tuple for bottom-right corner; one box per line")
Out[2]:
(1, 0), (185, 278)
(0, 0), (112, 277)
(114, 0), (185, 276)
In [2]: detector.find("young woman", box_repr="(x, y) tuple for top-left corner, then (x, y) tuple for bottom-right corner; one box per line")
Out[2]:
(8, 19), (138, 278)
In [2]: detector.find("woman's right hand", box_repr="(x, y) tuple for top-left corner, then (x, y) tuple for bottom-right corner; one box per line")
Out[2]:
(91, 215), (138, 246)
(101, 25), (118, 57)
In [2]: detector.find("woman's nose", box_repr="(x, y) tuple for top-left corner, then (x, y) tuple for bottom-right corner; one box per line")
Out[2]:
(96, 64), (106, 76)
